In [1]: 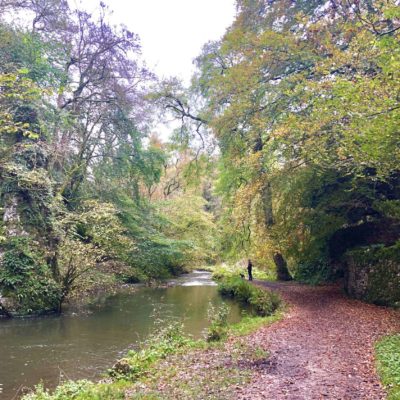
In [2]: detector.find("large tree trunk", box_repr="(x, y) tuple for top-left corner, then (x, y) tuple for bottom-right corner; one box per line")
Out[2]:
(273, 252), (292, 281)
(262, 182), (292, 281)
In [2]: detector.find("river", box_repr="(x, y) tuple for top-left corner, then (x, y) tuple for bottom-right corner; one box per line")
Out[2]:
(0, 271), (243, 399)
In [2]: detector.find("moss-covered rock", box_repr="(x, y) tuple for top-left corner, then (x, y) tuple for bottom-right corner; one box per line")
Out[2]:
(345, 244), (400, 307)
(0, 237), (61, 315)
(0, 143), (61, 315)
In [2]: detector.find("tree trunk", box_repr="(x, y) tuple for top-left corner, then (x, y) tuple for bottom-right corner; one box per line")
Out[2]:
(262, 182), (274, 226)
(273, 252), (292, 281)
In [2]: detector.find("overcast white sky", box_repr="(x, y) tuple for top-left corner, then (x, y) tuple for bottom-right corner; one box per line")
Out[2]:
(76, 0), (236, 83)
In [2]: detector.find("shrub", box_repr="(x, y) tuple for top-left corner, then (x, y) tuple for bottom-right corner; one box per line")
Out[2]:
(218, 276), (253, 302)
(249, 289), (281, 317)
(217, 276), (281, 317)
(294, 259), (333, 285)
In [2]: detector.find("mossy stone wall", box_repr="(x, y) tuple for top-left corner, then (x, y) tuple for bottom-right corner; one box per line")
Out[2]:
(345, 245), (400, 307)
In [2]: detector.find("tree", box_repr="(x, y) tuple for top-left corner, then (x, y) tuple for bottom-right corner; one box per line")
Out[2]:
(0, 0), (194, 315)
(192, 0), (400, 298)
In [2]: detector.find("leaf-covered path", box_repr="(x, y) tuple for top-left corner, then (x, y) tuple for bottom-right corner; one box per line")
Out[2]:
(235, 282), (400, 400)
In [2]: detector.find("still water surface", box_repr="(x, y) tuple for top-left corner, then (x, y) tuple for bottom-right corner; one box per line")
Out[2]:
(0, 271), (242, 399)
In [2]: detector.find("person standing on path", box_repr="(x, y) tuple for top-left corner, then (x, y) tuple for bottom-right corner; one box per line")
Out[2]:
(247, 259), (253, 281)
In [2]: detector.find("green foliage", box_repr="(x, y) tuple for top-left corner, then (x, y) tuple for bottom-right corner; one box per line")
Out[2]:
(249, 288), (282, 317)
(210, 263), (275, 281)
(374, 200), (400, 220)
(0, 3), (202, 314)
(218, 276), (254, 302)
(22, 380), (127, 400)
(376, 335), (400, 400)
(190, 0), (400, 289)
(156, 194), (220, 266)
(294, 260), (333, 285)
(206, 302), (230, 342)
(111, 194), (190, 280)
(346, 244), (400, 307)
(229, 312), (282, 337)
(0, 237), (60, 314)
(0, 72), (43, 138)
(109, 320), (195, 381)
(2, 0), (398, 319)
(217, 276), (281, 317)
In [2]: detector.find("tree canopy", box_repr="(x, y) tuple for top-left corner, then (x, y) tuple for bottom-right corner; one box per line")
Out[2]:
(0, 0), (399, 315)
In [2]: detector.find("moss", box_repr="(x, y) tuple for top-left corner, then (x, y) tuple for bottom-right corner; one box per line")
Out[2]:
(346, 244), (400, 307)
(366, 261), (400, 307)
(0, 237), (61, 315)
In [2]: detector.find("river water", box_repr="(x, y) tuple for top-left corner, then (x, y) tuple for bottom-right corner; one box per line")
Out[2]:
(0, 271), (243, 399)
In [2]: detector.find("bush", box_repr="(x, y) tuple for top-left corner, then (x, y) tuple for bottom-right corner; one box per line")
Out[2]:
(217, 276), (281, 317)
(294, 259), (333, 285)
(218, 276), (253, 302)
(249, 289), (281, 317)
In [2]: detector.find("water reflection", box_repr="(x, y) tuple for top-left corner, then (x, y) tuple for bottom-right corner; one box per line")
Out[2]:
(0, 271), (241, 399)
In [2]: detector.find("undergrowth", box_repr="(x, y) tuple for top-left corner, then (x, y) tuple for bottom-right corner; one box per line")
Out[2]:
(217, 276), (281, 317)
(206, 301), (230, 342)
(108, 320), (199, 381)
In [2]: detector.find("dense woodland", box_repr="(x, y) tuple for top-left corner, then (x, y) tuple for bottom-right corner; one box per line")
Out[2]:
(0, 0), (399, 317)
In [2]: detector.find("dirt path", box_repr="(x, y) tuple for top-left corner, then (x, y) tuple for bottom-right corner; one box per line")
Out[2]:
(235, 281), (400, 400)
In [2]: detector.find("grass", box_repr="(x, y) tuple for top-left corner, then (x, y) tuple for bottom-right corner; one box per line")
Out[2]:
(124, 311), (283, 400)
(22, 380), (129, 400)
(376, 334), (400, 400)
(229, 311), (283, 336)
(108, 321), (199, 381)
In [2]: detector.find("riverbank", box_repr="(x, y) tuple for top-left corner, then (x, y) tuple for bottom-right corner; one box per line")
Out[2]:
(23, 311), (283, 400)
(0, 266), (195, 319)
(21, 276), (283, 399)
(1, 270), (246, 399)
(18, 277), (400, 400)
(119, 281), (400, 400)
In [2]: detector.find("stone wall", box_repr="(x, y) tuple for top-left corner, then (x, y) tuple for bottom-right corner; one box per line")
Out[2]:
(345, 246), (400, 307)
